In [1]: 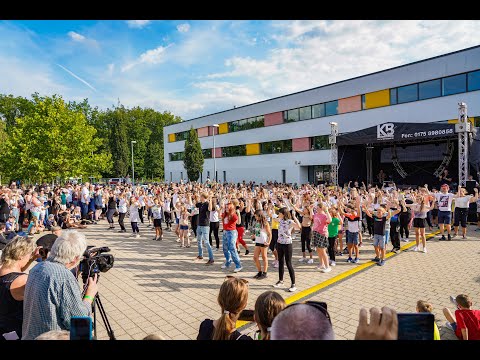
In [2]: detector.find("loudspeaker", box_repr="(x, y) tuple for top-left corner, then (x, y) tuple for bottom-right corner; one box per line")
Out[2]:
(466, 180), (477, 194)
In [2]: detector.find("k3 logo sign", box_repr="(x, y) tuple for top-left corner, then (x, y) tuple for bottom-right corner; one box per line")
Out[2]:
(377, 123), (395, 140)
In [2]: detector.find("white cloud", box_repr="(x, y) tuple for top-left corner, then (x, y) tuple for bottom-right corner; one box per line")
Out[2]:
(121, 44), (171, 72)
(177, 23), (190, 33)
(68, 31), (86, 42)
(207, 20), (480, 100)
(67, 30), (99, 49)
(126, 20), (152, 29)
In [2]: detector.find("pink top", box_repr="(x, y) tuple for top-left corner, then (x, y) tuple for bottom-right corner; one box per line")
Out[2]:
(312, 212), (329, 236)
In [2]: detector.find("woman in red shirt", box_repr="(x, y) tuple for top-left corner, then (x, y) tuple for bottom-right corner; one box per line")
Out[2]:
(221, 203), (243, 272)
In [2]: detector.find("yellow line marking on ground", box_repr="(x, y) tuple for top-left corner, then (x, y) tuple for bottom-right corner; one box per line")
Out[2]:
(236, 230), (440, 329)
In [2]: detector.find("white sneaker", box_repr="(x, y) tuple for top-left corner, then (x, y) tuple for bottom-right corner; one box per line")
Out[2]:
(329, 261), (336, 267)
(233, 267), (243, 273)
(288, 284), (297, 292)
(316, 265), (326, 271)
(273, 281), (284, 288)
(135, 234), (141, 239)
(444, 321), (455, 332)
(298, 257), (307, 263)
(413, 246), (418, 252)
(321, 267), (332, 273)
(307, 259), (314, 264)
(221, 263), (231, 269)
(422, 248), (427, 253)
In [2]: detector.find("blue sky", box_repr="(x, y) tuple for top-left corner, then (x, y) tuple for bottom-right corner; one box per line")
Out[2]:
(1, 20), (479, 120)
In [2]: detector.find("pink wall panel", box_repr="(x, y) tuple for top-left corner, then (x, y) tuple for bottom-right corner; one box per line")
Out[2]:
(338, 95), (362, 114)
(208, 126), (219, 136)
(197, 126), (209, 137)
(264, 111), (284, 126)
(292, 137), (311, 152)
(213, 147), (222, 158)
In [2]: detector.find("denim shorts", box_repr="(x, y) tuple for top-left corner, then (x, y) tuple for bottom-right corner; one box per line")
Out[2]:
(373, 234), (385, 248)
(346, 231), (359, 245)
(438, 210), (451, 224)
(180, 225), (189, 230)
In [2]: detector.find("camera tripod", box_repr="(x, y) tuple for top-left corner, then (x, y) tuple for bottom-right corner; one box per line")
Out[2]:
(82, 274), (116, 340)
(92, 293), (116, 340)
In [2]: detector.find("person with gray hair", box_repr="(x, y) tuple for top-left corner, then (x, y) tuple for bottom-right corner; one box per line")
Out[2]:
(270, 302), (335, 340)
(21, 230), (98, 340)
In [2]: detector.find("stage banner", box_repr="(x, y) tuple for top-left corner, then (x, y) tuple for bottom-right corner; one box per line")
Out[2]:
(337, 122), (456, 146)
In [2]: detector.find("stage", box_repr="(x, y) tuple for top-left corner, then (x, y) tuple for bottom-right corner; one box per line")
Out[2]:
(336, 122), (465, 187)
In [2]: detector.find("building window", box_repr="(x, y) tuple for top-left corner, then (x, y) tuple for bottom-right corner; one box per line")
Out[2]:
(389, 89), (397, 105)
(325, 100), (338, 116)
(223, 171), (227, 182)
(311, 136), (329, 150)
(299, 106), (312, 121)
(260, 140), (292, 154)
(312, 103), (325, 118)
(443, 73), (466, 96)
(282, 170), (286, 183)
(284, 108), (300, 123)
(222, 145), (246, 157)
(397, 84), (418, 104)
(180, 172), (183, 180)
(419, 79), (441, 100)
(468, 70), (480, 92)
(170, 172), (172, 182)
(207, 171), (210, 178)
(202, 149), (212, 159)
(175, 131), (189, 142)
(169, 152), (184, 161)
(361, 94), (366, 109)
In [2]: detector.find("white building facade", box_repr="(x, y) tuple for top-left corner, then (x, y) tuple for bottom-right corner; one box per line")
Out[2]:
(163, 46), (480, 184)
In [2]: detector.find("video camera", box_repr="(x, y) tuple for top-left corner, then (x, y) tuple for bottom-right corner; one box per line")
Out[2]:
(79, 246), (114, 283)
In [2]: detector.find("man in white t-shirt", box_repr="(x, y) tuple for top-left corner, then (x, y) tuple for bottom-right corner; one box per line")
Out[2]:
(80, 182), (90, 220)
(434, 184), (454, 241)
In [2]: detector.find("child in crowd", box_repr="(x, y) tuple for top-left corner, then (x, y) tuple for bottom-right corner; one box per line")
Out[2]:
(443, 294), (480, 340)
(179, 205), (191, 248)
(416, 300), (440, 340)
(253, 291), (286, 340)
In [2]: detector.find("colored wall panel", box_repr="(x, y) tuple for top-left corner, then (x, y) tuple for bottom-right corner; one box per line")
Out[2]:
(168, 133), (176, 142)
(219, 123), (229, 134)
(365, 89), (390, 109)
(246, 143), (260, 155)
(292, 137), (311, 152)
(197, 126), (209, 137)
(213, 147), (222, 158)
(208, 126), (219, 136)
(338, 95), (362, 114)
(264, 112), (284, 126)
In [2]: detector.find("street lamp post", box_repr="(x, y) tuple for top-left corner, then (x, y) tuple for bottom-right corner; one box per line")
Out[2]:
(131, 140), (137, 186)
(212, 124), (220, 182)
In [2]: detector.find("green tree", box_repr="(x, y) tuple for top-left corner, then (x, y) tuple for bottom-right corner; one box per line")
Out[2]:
(0, 94), (35, 134)
(0, 95), (111, 182)
(104, 106), (129, 177)
(183, 126), (204, 181)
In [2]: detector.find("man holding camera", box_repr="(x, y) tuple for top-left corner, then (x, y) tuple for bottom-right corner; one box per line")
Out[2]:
(22, 230), (98, 340)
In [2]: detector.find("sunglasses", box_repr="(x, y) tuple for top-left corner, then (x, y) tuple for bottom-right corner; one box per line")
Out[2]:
(286, 301), (331, 324)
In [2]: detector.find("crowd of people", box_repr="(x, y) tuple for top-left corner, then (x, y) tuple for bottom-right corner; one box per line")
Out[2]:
(1, 178), (480, 340)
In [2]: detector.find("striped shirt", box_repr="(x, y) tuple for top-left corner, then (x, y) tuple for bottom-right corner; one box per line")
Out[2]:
(22, 261), (92, 340)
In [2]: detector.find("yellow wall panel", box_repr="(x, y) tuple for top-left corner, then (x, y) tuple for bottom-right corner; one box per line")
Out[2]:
(168, 133), (176, 142)
(365, 89), (390, 109)
(218, 122), (229, 134)
(246, 143), (260, 155)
